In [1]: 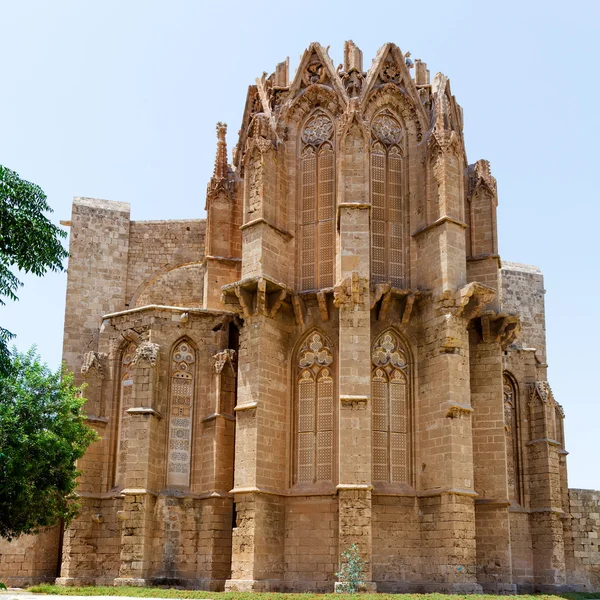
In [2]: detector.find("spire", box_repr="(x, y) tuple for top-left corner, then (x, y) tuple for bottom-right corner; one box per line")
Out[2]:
(213, 122), (228, 180)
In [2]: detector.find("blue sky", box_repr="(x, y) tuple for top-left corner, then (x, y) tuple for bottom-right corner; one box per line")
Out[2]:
(1, 0), (599, 489)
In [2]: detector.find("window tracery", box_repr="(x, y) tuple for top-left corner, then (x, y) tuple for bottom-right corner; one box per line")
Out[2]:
(167, 340), (196, 487)
(294, 331), (334, 484)
(371, 331), (410, 484)
(114, 342), (136, 487)
(504, 373), (523, 505)
(299, 111), (335, 291)
(370, 112), (406, 287)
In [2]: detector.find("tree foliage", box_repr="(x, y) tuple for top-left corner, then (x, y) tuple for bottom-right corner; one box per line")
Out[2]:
(0, 348), (97, 540)
(335, 543), (365, 593)
(0, 165), (68, 375)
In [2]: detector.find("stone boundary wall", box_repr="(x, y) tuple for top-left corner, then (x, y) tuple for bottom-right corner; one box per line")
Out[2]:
(570, 488), (600, 590)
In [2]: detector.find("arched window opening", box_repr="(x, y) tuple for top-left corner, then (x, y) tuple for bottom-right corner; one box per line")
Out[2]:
(167, 340), (196, 488)
(294, 331), (334, 484)
(114, 342), (136, 487)
(370, 112), (406, 288)
(504, 373), (523, 505)
(371, 331), (411, 484)
(299, 111), (335, 291)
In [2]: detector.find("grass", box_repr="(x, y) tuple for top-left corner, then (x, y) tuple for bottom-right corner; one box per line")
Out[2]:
(23, 587), (600, 600)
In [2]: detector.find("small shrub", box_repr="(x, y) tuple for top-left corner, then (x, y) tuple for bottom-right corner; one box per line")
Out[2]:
(335, 543), (364, 593)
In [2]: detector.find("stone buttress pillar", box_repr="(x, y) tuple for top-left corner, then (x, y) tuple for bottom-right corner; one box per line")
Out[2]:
(528, 382), (567, 591)
(223, 106), (291, 592)
(225, 314), (290, 591)
(334, 204), (375, 591)
(56, 352), (111, 586)
(203, 123), (242, 310)
(195, 348), (237, 589)
(413, 76), (487, 592)
(114, 341), (161, 586)
(469, 330), (515, 592)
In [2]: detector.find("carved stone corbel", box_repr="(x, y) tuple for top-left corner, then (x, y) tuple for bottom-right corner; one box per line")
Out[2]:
(340, 395), (368, 410)
(479, 312), (520, 348)
(292, 295), (305, 327)
(439, 282), (496, 320)
(132, 341), (159, 368)
(334, 272), (368, 308)
(316, 291), (329, 321)
(81, 351), (108, 379)
(401, 293), (416, 324)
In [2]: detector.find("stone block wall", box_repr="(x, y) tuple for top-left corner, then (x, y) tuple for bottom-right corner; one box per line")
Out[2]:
(126, 219), (206, 307)
(569, 489), (600, 590)
(0, 528), (60, 587)
(501, 262), (546, 364)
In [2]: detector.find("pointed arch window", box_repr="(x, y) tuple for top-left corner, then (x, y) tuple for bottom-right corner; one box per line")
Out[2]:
(372, 331), (411, 484)
(299, 111), (335, 291)
(370, 112), (406, 287)
(504, 373), (523, 505)
(167, 340), (196, 487)
(294, 331), (335, 484)
(114, 342), (136, 487)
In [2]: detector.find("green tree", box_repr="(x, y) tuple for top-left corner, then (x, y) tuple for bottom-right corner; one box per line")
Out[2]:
(0, 348), (97, 540)
(0, 164), (68, 375)
(335, 543), (365, 593)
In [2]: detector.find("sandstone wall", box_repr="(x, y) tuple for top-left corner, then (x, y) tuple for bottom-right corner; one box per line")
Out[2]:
(569, 488), (600, 590)
(501, 262), (546, 363)
(126, 219), (206, 306)
(0, 527), (61, 587)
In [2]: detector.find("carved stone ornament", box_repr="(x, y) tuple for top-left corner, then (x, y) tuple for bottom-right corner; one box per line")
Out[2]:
(213, 349), (236, 374)
(301, 111), (333, 146)
(372, 113), (403, 146)
(81, 351), (107, 379)
(342, 69), (363, 98)
(298, 332), (333, 370)
(132, 341), (160, 368)
(303, 61), (326, 86)
(380, 60), (401, 84)
(372, 333), (407, 370)
(529, 381), (553, 404)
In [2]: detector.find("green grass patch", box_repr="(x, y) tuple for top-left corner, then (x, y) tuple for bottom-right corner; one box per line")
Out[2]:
(24, 587), (600, 600)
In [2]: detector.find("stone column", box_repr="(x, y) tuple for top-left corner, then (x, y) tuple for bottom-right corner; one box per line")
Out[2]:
(334, 204), (375, 591)
(114, 341), (161, 586)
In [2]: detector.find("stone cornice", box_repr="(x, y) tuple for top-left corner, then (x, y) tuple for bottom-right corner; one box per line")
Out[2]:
(240, 217), (293, 240)
(102, 304), (234, 320)
(412, 215), (468, 238)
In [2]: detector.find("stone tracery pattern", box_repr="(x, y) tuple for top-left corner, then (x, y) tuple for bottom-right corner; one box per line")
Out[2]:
(504, 373), (522, 505)
(167, 340), (196, 487)
(371, 331), (410, 484)
(114, 342), (136, 487)
(371, 111), (406, 287)
(295, 332), (334, 484)
(300, 111), (335, 291)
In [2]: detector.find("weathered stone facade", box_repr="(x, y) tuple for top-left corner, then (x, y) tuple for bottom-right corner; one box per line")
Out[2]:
(1, 41), (598, 592)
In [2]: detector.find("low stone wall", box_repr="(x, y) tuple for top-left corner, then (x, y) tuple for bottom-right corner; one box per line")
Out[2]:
(0, 527), (60, 587)
(569, 488), (600, 590)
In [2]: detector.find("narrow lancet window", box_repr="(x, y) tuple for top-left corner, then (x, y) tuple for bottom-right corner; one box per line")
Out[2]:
(114, 342), (136, 487)
(370, 112), (406, 287)
(295, 331), (334, 484)
(504, 373), (523, 505)
(300, 111), (335, 291)
(372, 331), (410, 484)
(167, 341), (196, 487)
